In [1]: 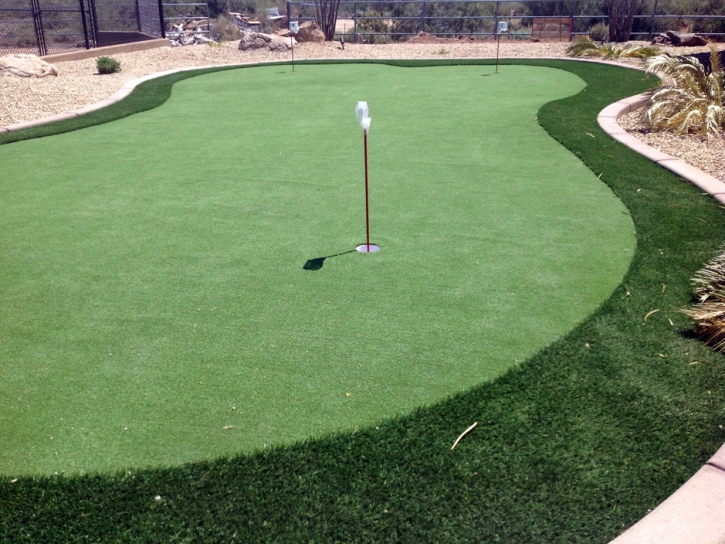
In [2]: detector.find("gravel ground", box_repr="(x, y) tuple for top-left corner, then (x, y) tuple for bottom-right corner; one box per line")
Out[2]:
(1, 39), (720, 181)
(619, 110), (725, 182)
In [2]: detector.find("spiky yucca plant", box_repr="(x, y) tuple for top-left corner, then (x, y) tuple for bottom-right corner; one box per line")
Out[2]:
(641, 46), (724, 138)
(566, 37), (660, 59)
(682, 249), (725, 352)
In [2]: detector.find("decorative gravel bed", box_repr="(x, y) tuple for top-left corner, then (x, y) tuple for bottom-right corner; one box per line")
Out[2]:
(1, 39), (720, 181)
(619, 110), (725, 182)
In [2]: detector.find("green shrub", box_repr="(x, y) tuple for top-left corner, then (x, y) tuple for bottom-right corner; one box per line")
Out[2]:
(96, 56), (121, 74)
(588, 22), (609, 41)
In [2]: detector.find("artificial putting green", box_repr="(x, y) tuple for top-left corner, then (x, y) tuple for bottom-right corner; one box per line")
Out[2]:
(0, 64), (635, 476)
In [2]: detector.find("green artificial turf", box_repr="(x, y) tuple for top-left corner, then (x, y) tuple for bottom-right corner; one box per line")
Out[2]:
(1, 59), (724, 543)
(1, 63), (634, 475)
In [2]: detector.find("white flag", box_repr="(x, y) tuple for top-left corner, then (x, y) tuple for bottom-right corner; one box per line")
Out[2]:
(355, 101), (371, 133)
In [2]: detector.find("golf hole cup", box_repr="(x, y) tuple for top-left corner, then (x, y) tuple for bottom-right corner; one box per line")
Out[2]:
(355, 102), (379, 253)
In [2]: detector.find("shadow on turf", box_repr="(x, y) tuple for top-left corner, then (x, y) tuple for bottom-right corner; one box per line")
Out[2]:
(303, 249), (357, 271)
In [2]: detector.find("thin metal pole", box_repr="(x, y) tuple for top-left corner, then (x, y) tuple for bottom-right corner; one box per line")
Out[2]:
(31, 0), (46, 56)
(364, 130), (370, 252)
(493, 1), (499, 40)
(90, 0), (100, 46)
(157, 0), (166, 38)
(649, 0), (660, 38)
(291, 37), (295, 71)
(79, 0), (90, 49)
(134, 0), (141, 31)
(495, 30), (500, 73)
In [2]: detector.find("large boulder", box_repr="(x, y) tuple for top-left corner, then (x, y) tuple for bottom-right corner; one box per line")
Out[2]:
(0, 54), (58, 77)
(239, 31), (296, 51)
(294, 21), (325, 43)
(652, 31), (709, 47)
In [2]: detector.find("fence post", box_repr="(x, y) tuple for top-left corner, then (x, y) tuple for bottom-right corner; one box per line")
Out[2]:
(649, 0), (659, 38)
(420, 1), (425, 33)
(79, 0), (91, 48)
(89, 0), (100, 45)
(569, 0), (577, 40)
(134, 0), (141, 31)
(286, 1), (291, 29)
(353, 2), (357, 43)
(157, 0), (166, 38)
(30, 0), (46, 55)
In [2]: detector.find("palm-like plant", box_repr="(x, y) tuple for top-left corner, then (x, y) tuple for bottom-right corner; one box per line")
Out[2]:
(640, 46), (725, 138)
(682, 249), (725, 352)
(566, 37), (660, 59)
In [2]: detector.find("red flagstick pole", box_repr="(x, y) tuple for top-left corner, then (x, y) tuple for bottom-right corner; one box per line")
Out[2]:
(364, 130), (370, 252)
(495, 31), (500, 74)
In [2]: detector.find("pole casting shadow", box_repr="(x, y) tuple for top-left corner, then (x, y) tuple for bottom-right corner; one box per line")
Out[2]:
(303, 250), (357, 271)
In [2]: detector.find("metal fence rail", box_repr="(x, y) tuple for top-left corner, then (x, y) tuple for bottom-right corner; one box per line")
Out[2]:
(287, 0), (725, 43)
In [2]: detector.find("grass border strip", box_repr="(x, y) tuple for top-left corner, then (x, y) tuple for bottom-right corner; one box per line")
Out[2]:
(599, 94), (725, 544)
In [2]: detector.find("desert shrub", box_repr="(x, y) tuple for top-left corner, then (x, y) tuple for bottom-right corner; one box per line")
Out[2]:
(211, 14), (243, 41)
(356, 11), (391, 43)
(588, 22), (609, 41)
(566, 36), (660, 59)
(641, 46), (724, 138)
(682, 247), (725, 351)
(391, 1), (495, 40)
(96, 56), (121, 74)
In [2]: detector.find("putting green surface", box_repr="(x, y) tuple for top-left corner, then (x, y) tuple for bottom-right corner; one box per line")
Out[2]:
(0, 64), (634, 476)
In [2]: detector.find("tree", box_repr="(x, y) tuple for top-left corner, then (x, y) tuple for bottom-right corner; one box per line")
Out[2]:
(314, 0), (341, 40)
(604, 0), (642, 41)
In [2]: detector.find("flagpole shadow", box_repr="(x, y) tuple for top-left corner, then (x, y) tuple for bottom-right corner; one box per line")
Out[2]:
(303, 249), (357, 271)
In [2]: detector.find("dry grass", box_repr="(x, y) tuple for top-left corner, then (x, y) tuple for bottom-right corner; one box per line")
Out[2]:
(682, 248), (725, 351)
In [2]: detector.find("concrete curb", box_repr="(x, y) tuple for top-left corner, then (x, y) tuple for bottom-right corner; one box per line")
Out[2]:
(598, 94), (725, 206)
(40, 38), (169, 63)
(599, 96), (725, 544)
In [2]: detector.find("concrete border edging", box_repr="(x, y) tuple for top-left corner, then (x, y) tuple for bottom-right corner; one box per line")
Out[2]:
(40, 38), (169, 63)
(598, 95), (725, 206)
(599, 95), (725, 544)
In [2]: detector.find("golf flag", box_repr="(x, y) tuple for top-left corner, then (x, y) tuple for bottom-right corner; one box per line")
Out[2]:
(355, 101), (371, 134)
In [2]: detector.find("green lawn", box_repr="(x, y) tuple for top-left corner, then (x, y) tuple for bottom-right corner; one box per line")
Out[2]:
(1, 59), (723, 543)
(1, 64), (634, 475)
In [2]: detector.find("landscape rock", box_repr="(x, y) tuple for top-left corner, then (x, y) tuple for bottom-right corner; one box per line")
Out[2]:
(239, 31), (296, 51)
(0, 54), (58, 77)
(293, 21), (325, 43)
(651, 31), (709, 46)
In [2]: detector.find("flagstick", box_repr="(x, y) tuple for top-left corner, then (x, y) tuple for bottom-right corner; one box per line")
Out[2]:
(364, 129), (370, 252)
(291, 38), (295, 72)
(495, 31), (501, 74)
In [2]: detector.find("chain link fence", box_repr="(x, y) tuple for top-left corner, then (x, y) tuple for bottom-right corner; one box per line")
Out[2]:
(0, 0), (164, 55)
